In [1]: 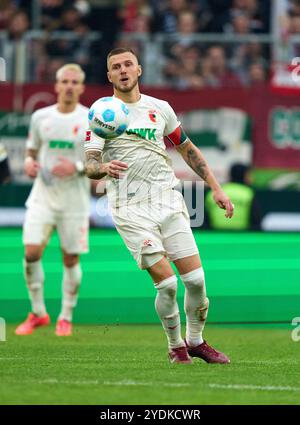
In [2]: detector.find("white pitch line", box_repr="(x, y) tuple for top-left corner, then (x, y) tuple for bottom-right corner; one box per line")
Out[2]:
(3, 377), (299, 392)
(38, 378), (191, 388)
(234, 360), (300, 365)
(209, 383), (300, 392)
(0, 357), (103, 362)
(1, 358), (298, 367)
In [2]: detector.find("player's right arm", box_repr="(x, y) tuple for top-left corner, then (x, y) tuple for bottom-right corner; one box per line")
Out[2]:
(84, 130), (128, 179)
(24, 148), (40, 178)
(85, 150), (128, 179)
(24, 111), (42, 178)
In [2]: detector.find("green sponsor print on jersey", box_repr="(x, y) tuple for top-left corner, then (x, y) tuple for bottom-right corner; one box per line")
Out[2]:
(126, 128), (157, 141)
(49, 140), (74, 149)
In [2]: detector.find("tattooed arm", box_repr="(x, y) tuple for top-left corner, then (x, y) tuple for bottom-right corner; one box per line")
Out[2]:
(176, 140), (219, 188)
(85, 151), (107, 179)
(177, 139), (234, 218)
(85, 150), (128, 180)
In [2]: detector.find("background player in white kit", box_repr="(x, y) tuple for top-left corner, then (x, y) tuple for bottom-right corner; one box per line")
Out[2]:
(16, 64), (90, 337)
(85, 48), (234, 364)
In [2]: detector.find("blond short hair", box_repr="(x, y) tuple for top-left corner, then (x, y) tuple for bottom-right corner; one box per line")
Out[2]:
(56, 64), (86, 83)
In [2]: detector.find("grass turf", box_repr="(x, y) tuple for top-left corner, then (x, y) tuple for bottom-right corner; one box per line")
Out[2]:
(0, 324), (299, 405)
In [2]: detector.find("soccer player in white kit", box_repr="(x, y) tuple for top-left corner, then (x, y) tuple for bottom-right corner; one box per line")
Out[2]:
(85, 48), (234, 364)
(15, 64), (90, 337)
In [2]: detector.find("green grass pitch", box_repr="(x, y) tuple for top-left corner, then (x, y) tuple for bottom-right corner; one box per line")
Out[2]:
(1, 229), (300, 405)
(0, 323), (299, 405)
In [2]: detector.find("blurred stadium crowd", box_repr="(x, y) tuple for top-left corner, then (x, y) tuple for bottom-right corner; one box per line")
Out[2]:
(0, 0), (281, 86)
(1, 0), (300, 85)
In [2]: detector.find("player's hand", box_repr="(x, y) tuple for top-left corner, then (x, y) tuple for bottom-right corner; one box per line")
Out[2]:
(51, 157), (77, 177)
(104, 160), (128, 179)
(212, 188), (234, 218)
(24, 157), (40, 178)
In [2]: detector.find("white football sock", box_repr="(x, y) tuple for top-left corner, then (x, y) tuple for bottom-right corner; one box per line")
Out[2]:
(154, 275), (184, 349)
(59, 264), (82, 322)
(23, 259), (47, 317)
(180, 267), (209, 347)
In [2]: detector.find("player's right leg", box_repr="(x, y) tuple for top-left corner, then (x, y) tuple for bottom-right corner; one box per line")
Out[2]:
(111, 203), (191, 364)
(147, 257), (192, 364)
(15, 244), (50, 335)
(16, 209), (53, 335)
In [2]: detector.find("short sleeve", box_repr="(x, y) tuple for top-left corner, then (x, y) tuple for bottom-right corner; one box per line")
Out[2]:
(162, 102), (181, 136)
(84, 129), (105, 152)
(161, 102), (188, 147)
(26, 112), (42, 151)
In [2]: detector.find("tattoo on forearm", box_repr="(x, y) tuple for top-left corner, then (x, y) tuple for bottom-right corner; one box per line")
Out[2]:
(85, 151), (106, 179)
(186, 146), (209, 181)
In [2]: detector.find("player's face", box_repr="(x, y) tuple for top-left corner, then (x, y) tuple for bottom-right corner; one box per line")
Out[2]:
(107, 52), (142, 93)
(55, 70), (84, 104)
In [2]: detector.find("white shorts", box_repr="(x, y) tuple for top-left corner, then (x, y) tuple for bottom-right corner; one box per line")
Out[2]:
(111, 189), (199, 269)
(23, 206), (89, 254)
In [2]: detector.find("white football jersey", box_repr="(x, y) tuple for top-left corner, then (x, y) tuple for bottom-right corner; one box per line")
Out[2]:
(85, 94), (185, 206)
(26, 103), (90, 214)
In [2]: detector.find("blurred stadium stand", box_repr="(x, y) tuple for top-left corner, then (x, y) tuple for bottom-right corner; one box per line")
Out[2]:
(1, 0), (300, 230)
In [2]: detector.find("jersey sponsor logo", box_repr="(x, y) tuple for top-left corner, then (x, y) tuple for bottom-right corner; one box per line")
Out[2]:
(126, 128), (157, 141)
(148, 110), (157, 123)
(85, 130), (91, 142)
(49, 140), (74, 149)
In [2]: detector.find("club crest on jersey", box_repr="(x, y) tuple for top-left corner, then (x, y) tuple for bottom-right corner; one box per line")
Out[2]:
(73, 125), (80, 135)
(143, 239), (154, 247)
(148, 110), (157, 123)
(85, 130), (91, 142)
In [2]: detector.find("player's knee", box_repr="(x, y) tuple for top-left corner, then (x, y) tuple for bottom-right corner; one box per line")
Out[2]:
(25, 246), (43, 262)
(180, 267), (205, 290)
(23, 257), (44, 287)
(155, 275), (178, 301)
(63, 263), (82, 289)
(63, 253), (79, 268)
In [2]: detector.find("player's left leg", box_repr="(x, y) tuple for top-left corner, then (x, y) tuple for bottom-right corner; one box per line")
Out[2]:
(174, 254), (230, 364)
(56, 214), (89, 336)
(173, 254), (207, 347)
(55, 252), (82, 336)
(162, 191), (230, 364)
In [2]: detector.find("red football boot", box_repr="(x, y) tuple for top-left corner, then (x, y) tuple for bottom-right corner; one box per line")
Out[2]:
(185, 339), (230, 364)
(15, 312), (50, 335)
(55, 319), (72, 336)
(168, 346), (193, 364)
